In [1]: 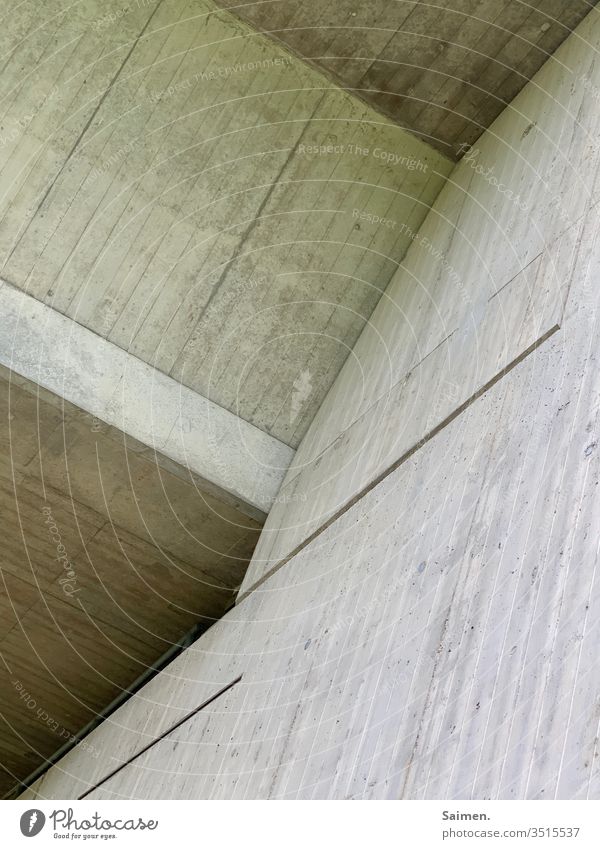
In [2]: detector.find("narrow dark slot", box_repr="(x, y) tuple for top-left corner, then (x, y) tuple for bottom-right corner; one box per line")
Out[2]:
(238, 323), (560, 601)
(78, 675), (242, 800)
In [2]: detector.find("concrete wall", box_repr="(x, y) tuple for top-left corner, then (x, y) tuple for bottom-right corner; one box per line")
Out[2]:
(19, 8), (600, 800)
(0, 0), (451, 447)
(242, 5), (600, 592)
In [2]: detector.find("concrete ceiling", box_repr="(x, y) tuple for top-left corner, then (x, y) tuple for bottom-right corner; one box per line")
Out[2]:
(215, 0), (596, 158)
(0, 366), (260, 796)
(0, 0), (451, 448)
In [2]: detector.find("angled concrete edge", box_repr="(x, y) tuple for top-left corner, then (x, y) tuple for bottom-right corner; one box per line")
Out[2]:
(0, 279), (294, 519)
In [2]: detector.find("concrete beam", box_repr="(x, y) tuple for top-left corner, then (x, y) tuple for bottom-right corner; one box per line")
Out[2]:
(0, 279), (293, 519)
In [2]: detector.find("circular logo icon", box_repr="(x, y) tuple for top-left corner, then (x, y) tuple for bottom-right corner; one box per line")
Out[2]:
(20, 810), (46, 837)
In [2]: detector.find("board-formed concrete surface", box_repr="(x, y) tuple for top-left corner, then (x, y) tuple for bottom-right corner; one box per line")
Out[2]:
(18, 5), (600, 801)
(0, 279), (293, 516)
(216, 0), (596, 158)
(0, 364), (262, 798)
(241, 1), (600, 592)
(18, 298), (600, 799)
(0, 270), (296, 795)
(0, 0), (451, 448)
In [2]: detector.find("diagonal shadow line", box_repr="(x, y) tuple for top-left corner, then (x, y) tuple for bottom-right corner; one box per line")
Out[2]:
(238, 323), (561, 602)
(78, 674), (242, 799)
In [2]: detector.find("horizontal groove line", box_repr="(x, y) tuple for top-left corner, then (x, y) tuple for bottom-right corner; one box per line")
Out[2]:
(78, 675), (242, 799)
(238, 324), (560, 603)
